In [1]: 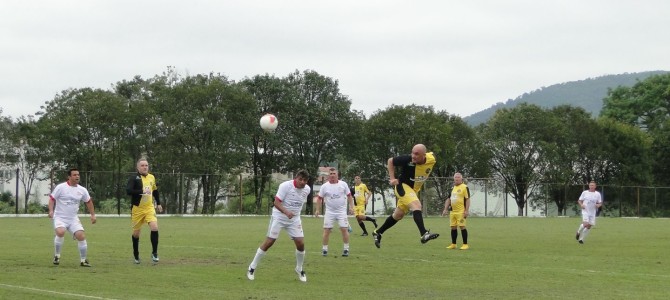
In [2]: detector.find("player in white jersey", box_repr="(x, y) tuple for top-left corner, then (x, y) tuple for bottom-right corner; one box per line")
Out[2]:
(315, 168), (354, 257)
(575, 181), (603, 244)
(247, 170), (311, 282)
(48, 168), (96, 267)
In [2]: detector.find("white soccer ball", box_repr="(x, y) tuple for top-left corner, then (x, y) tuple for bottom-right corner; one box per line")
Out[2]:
(259, 114), (278, 132)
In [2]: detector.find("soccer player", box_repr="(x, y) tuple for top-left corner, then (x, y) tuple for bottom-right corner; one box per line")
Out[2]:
(442, 172), (471, 250)
(373, 144), (439, 248)
(352, 175), (377, 236)
(575, 181), (603, 244)
(247, 169), (311, 282)
(48, 168), (96, 267)
(315, 168), (355, 257)
(126, 158), (163, 264)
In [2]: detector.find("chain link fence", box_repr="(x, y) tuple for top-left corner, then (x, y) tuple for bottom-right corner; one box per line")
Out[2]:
(4, 171), (670, 218)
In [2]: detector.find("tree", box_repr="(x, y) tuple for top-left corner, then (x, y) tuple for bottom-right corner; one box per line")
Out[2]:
(481, 103), (560, 216)
(279, 70), (358, 214)
(13, 116), (50, 212)
(240, 74), (291, 213)
(601, 73), (670, 184)
(151, 73), (256, 214)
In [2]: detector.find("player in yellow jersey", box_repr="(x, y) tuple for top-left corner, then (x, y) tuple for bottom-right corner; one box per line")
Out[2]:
(442, 173), (470, 250)
(126, 158), (163, 264)
(373, 144), (439, 248)
(352, 175), (378, 236)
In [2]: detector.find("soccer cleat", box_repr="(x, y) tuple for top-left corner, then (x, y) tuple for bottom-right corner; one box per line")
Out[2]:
(342, 249), (349, 257)
(576, 232), (580, 240)
(53, 255), (60, 265)
(80, 259), (91, 267)
(134, 257), (140, 264)
(460, 244), (470, 250)
(246, 268), (255, 280)
(361, 233), (368, 237)
(322, 249), (328, 256)
(295, 268), (307, 282)
(420, 230), (440, 244)
(446, 244), (457, 249)
(578, 240), (584, 244)
(373, 230), (382, 248)
(152, 253), (159, 262)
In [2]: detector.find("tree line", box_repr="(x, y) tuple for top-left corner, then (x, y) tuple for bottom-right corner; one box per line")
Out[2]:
(1, 69), (669, 216)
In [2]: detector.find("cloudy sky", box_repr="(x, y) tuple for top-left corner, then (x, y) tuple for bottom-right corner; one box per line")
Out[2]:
(1, 0), (669, 119)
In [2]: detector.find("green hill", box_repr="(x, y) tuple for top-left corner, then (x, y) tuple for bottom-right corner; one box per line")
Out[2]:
(464, 71), (669, 126)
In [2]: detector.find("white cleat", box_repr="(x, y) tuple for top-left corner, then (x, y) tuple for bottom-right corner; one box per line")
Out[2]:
(295, 268), (307, 282)
(247, 268), (255, 280)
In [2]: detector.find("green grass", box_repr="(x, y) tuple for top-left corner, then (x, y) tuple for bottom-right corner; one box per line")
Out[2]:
(0, 216), (668, 299)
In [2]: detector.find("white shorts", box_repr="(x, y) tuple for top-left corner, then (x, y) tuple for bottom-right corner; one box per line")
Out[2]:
(53, 217), (84, 235)
(581, 213), (596, 226)
(323, 213), (349, 229)
(266, 215), (304, 239)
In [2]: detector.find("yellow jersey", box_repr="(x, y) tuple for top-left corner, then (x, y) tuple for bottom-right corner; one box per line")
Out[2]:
(450, 183), (470, 213)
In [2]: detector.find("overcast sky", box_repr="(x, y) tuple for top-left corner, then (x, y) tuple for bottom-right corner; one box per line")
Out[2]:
(1, 0), (669, 120)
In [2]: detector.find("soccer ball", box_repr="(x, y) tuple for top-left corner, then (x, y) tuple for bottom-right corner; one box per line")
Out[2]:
(259, 114), (278, 132)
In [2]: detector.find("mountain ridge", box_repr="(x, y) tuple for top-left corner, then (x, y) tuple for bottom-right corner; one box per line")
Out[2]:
(464, 70), (669, 126)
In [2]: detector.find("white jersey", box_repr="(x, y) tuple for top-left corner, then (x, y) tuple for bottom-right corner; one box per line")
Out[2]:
(579, 190), (602, 216)
(318, 180), (351, 215)
(273, 179), (311, 218)
(50, 182), (91, 218)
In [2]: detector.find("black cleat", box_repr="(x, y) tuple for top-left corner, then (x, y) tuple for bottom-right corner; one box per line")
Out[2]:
(373, 230), (382, 248)
(80, 259), (91, 267)
(578, 240), (584, 244)
(53, 256), (60, 265)
(575, 232), (580, 241)
(420, 230), (440, 244)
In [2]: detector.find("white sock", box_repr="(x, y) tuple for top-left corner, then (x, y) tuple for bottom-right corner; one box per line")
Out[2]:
(343, 243), (349, 251)
(78, 240), (87, 261)
(577, 224), (584, 234)
(581, 228), (590, 240)
(322, 245), (328, 251)
(249, 248), (266, 269)
(295, 250), (305, 271)
(54, 236), (64, 256)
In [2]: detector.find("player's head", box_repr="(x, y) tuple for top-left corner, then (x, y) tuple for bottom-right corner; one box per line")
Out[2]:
(136, 158), (149, 175)
(294, 169), (310, 188)
(67, 168), (80, 185)
(327, 168), (338, 183)
(411, 144), (427, 164)
(354, 175), (361, 185)
(588, 180), (596, 191)
(453, 172), (463, 185)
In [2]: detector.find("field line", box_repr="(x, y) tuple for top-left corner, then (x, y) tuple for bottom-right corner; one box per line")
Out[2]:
(0, 283), (118, 300)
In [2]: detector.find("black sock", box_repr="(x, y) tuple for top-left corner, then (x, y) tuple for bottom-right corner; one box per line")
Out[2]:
(358, 222), (367, 234)
(412, 210), (427, 236)
(365, 216), (376, 222)
(377, 215), (398, 234)
(451, 229), (458, 244)
(462, 229), (468, 244)
(132, 236), (139, 258)
(150, 231), (159, 255)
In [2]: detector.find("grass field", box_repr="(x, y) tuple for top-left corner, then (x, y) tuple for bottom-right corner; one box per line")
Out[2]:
(0, 216), (668, 299)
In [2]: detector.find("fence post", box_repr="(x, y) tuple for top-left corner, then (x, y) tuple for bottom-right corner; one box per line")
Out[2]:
(15, 168), (19, 214)
(239, 174), (243, 215)
(484, 179), (488, 217)
(637, 187), (640, 217)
